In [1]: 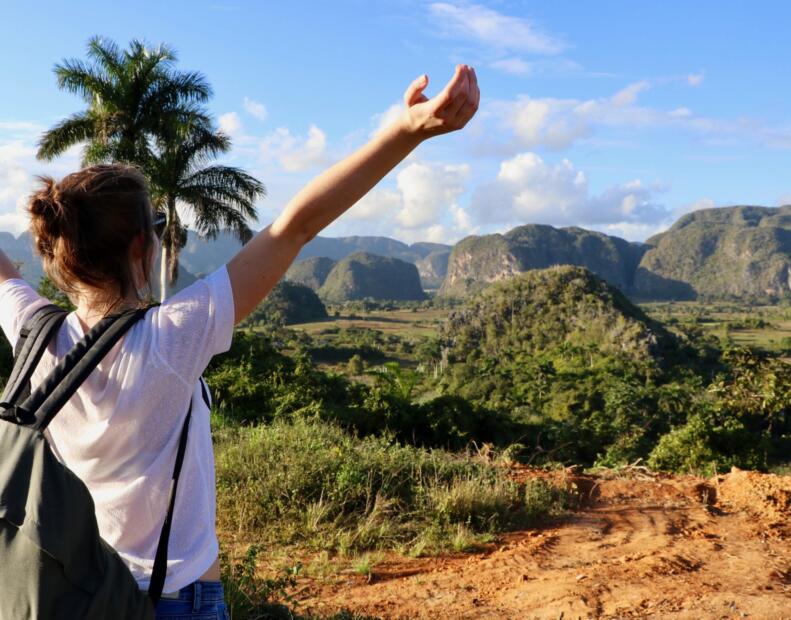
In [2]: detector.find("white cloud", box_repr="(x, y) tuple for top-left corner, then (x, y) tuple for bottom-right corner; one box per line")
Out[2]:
(611, 80), (650, 106)
(369, 102), (404, 138)
(331, 160), (476, 244)
(428, 2), (565, 55)
(778, 193), (791, 206)
(242, 97), (268, 121)
(471, 152), (668, 229)
(489, 57), (532, 75)
(687, 73), (705, 87)
(483, 80), (791, 153)
(259, 124), (330, 172)
(218, 112), (242, 136)
(396, 162), (469, 228)
(0, 130), (82, 235)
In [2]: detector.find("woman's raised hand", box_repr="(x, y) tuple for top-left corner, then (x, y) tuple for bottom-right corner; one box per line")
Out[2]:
(400, 64), (479, 139)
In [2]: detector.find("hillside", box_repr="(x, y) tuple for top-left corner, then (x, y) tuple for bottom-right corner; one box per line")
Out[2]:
(284, 256), (336, 291)
(438, 224), (648, 298)
(442, 265), (675, 369)
(635, 205), (791, 300)
(318, 251), (426, 302)
(243, 280), (327, 325)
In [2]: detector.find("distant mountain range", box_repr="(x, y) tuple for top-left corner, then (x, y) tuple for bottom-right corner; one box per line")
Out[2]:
(2, 204), (790, 301)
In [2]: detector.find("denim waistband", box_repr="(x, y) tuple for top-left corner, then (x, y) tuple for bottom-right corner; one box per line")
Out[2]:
(161, 580), (225, 605)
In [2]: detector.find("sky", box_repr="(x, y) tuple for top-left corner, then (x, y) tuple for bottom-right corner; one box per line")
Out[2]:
(1, 0), (790, 245)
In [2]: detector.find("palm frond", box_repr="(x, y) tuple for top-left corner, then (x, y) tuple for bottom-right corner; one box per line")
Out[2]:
(86, 36), (125, 79)
(37, 113), (95, 160)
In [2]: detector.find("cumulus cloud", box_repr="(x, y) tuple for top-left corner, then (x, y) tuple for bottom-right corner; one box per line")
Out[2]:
(0, 128), (81, 235)
(471, 152), (668, 230)
(259, 124), (330, 172)
(489, 57), (532, 75)
(243, 97), (268, 121)
(218, 112), (242, 136)
(483, 80), (791, 153)
(687, 73), (705, 87)
(369, 102), (404, 138)
(333, 160), (477, 244)
(395, 162), (469, 228)
(428, 2), (565, 55)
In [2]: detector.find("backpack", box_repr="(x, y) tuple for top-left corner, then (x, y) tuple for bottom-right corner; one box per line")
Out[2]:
(0, 304), (196, 619)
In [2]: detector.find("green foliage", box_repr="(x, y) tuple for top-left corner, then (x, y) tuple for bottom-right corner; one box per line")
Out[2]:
(37, 275), (75, 311)
(205, 331), (511, 449)
(243, 281), (328, 327)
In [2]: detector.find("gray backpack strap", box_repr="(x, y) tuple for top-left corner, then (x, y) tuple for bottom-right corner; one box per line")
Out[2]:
(0, 305), (67, 412)
(16, 307), (149, 431)
(147, 399), (192, 606)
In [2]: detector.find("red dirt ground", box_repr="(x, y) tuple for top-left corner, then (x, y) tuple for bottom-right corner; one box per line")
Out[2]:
(299, 467), (791, 619)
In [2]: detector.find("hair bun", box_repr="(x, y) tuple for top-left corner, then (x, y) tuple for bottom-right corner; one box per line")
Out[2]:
(28, 176), (69, 257)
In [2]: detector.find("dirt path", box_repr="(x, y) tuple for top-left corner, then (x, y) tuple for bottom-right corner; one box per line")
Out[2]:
(301, 469), (791, 619)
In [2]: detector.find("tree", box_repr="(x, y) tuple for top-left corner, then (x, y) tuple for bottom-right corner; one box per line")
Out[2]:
(37, 36), (211, 166)
(37, 36), (265, 299)
(37, 275), (76, 311)
(147, 122), (264, 297)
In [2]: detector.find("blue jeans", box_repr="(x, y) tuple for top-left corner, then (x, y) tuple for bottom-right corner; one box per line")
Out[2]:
(154, 580), (229, 620)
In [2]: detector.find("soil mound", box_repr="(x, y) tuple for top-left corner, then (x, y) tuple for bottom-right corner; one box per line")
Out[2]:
(717, 467), (791, 535)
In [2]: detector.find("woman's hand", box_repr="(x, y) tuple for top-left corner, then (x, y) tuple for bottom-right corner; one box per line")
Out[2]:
(400, 64), (480, 139)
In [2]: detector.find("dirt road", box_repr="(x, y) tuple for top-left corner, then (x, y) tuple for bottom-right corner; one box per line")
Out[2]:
(302, 468), (791, 619)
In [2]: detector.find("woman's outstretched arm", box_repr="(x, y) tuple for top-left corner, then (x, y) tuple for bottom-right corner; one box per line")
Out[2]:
(0, 248), (23, 286)
(227, 64), (479, 324)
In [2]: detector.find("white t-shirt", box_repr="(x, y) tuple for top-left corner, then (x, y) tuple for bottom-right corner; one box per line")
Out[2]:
(0, 266), (235, 593)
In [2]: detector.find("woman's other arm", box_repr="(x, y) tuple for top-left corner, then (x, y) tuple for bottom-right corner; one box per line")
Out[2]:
(0, 248), (23, 286)
(227, 64), (479, 324)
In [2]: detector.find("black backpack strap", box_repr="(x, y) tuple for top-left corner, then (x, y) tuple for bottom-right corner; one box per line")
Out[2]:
(16, 307), (149, 431)
(0, 305), (67, 411)
(147, 399), (192, 606)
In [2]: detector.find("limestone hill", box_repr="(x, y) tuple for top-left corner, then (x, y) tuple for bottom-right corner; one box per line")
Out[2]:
(318, 251), (426, 302)
(635, 205), (791, 300)
(442, 265), (676, 369)
(439, 224), (647, 298)
(284, 256), (336, 291)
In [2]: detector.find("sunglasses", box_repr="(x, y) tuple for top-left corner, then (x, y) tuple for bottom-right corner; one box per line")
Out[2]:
(153, 213), (167, 239)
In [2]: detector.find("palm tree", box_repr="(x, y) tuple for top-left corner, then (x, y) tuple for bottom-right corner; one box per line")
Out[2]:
(37, 36), (210, 166)
(37, 37), (265, 299)
(147, 122), (265, 298)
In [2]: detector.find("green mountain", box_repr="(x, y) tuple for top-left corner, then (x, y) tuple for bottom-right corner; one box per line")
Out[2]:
(634, 205), (791, 300)
(244, 281), (327, 325)
(439, 224), (647, 298)
(284, 256), (336, 291)
(318, 251), (426, 302)
(439, 266), (680, 415)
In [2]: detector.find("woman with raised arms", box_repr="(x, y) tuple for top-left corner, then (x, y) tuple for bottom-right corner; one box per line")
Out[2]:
(0, 65), (478, 618)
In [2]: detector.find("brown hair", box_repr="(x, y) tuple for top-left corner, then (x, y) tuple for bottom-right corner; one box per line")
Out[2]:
(28, 164), (156, 313)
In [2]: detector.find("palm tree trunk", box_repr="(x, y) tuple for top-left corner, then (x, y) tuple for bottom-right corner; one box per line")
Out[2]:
(160, 241), (170, 301)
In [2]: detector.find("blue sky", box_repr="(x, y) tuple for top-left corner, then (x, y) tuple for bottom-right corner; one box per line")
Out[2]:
(1, 0), (790, 244)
